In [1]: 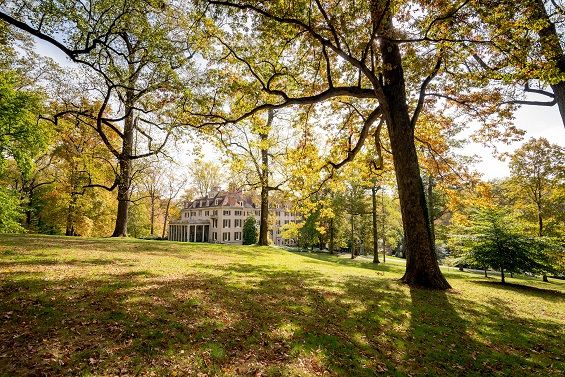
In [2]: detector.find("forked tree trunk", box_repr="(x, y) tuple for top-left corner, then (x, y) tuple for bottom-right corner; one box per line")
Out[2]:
(376, 4), (450, 289)
(372, 185), (380, 264)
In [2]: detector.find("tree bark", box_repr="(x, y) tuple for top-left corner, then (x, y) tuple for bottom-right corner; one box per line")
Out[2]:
(543, 274), (549, 282)
(372, 185), (380, 264)
(376, 14), (450, 289)
(484, 268), (488, 278)
(111, 94), (135, 237)
(258, 185), (269, 245)
(500, 266), (505, 284)
(257, 109), (273, 246)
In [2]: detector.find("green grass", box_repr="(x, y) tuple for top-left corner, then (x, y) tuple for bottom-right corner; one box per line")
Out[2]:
(0, 234), (563, 376)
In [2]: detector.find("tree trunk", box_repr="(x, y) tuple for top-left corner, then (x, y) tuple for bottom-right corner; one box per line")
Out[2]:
(112, 159), (132, 237)
(376, 19), (450, 289)
(500, 265), (505, 284)
(65, 194), (78, 236)
(350, 213), (355, 259)
(382, 190), (386, 263)
(150, 191), (155, 236)
(543, 274), (549, 282)
(534, 0), (565, 128)
(484, 268), (488, 278)
(427, 174), (436, 250)
(162, 198), (172, 239)
(372, 186), (380, 264)
(329, 218), (335, 254)
(257, 110), (272, 246)
(258, 186), (269, 246)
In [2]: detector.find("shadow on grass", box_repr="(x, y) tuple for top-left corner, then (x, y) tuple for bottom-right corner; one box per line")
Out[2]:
(472, 280), (565, 301)
(0, 239), (563, 376)
(289, 251), (404, 274)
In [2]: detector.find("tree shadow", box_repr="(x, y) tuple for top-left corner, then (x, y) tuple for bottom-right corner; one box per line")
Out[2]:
(1, 236), (563, 376)
(472, 280), (565, 302)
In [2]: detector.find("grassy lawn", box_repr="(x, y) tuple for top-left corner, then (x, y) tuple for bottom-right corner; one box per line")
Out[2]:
(0, 235), (563, 376)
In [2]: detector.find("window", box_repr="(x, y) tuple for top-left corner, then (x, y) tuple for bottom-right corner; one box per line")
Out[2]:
(223, 219), (231, 228)
(212, 219), (218, 228)
(198, 210), (202, 216)
(223, 210), (231, 216)
(234, 219), (242, 227)
(235, 210), (242, 216)
(222, 232), (231, 241)
(212, 232), (217, 241)
(234, 232), (241, 241)
(276, 211), (281, 217)
(215, 199), (220, 205)
(205, 210), (209, 216)
(206, 200), (209, 206)
(191, 211), (196, 216)
(255, 210), (260, 216)
(184, 212), (188, 218)
(213, 210), (218, 216)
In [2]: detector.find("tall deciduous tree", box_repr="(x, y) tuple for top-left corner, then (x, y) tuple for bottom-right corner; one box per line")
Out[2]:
(217, 109), (290, 246)
(1, 1), (198, 236)
(197, 0), (493, 288)
(509, 138), (564, 238)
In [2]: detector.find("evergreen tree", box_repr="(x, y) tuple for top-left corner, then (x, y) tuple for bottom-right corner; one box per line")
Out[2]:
(465, 208), (547, 283)
(243, 216), (257, 245)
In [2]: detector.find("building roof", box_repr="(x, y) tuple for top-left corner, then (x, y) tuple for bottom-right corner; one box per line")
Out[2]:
(184, 190), (256, 210)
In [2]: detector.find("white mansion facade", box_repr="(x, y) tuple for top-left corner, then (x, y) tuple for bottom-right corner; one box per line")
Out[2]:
(168, 188), (299, 245)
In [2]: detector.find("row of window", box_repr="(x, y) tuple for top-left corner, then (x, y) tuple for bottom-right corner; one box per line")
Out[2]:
(185, 209), (261, 218)
(211, 232), (242, 241)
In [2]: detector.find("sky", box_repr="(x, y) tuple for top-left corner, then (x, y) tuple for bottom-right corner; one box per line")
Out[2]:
(34, 39), (565, 181)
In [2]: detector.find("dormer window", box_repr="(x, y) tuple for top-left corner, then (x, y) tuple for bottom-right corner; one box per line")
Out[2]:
(215, 199), (219, 205)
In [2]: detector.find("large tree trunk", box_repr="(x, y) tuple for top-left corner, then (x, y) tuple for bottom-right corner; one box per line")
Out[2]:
(376, 5), (450, 289)
(372, 185), (380, 264)
(111, 96), (135, 237)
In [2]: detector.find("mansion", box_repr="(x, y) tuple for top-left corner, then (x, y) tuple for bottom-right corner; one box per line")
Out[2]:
(168, 188), (299, 246)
